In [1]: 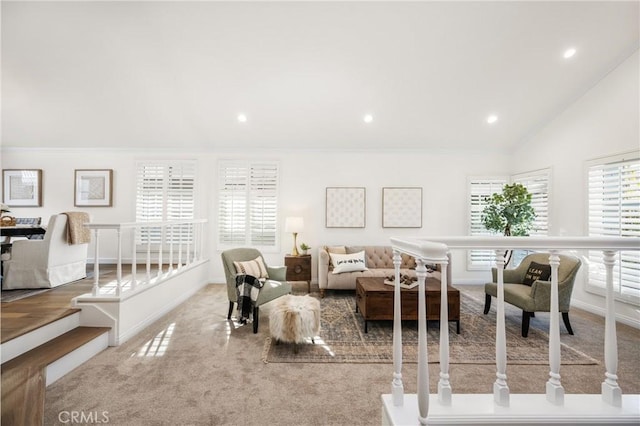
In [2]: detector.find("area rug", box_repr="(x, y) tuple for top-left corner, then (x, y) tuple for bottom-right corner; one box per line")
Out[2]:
(1, 288), (50, 302)
(262, 291), (599, 365)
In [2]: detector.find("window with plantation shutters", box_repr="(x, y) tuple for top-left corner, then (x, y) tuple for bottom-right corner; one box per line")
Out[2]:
(218, 161), (279, 250)
(467, 177), (508, 269)
(512, 169), (550, 236)
(136, 161), (196, 244)
(587, 153), (640, 304)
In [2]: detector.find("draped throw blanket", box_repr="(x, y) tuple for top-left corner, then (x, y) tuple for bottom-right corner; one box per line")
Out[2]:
(235, 274), (264, 323)
(63, 212), (91, 245)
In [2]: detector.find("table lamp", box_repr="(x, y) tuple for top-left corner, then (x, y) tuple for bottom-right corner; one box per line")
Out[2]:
(285, 216), (304, 256)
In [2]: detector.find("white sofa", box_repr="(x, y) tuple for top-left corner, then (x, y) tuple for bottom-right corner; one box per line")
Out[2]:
(318, 245), (452, 297)
(2, 214), (89, 289)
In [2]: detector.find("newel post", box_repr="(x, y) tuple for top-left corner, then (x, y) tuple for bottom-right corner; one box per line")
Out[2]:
(601, 250), (622, 406)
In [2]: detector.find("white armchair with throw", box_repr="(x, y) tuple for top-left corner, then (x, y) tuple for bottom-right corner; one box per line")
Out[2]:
(2, 213), (90, 289)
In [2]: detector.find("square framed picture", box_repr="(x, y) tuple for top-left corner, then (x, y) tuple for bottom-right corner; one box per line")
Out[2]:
(2, 169), (43, 207)
(326, 187), (366, 228)
(382, 187), (422, 228)
(75, 169), (113, 207)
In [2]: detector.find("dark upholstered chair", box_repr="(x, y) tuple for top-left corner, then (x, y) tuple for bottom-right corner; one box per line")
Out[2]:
(484, 252), (582, 337)
(221, 248), (291, 333)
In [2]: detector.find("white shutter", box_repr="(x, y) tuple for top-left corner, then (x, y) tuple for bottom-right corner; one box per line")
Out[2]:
(136, 160), (197, 244)
(218, 161), (279, 249)
(587, 154), (640, 303)
(467, 177), (508, 269)
(512, 169), (550, 236)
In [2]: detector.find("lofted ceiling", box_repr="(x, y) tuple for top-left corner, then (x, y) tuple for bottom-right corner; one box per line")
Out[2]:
(1, 1), (639, 152)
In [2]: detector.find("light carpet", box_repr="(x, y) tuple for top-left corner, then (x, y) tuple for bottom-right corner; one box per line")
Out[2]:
(262, 291), (599, 365)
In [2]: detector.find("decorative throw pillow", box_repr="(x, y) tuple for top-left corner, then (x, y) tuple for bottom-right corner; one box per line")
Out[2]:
(234, 256), (269, 280)
(330, 251), (368, 274)
(325, 245), (347, 269)
(522, 261), (551, 286)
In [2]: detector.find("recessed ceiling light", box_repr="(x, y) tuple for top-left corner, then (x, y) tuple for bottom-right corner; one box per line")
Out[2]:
(237, 114), (247, 123)
(363, 114), (373, 123)
(486, 114), (498, 124)
(563, 48), (577, 59)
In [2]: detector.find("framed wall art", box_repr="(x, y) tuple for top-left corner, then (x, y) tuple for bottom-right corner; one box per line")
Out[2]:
(2, 169), (43, 207)
(382, 187), (422, 228)
(75, 169), (113, 207)
(325, 187), (366, 228)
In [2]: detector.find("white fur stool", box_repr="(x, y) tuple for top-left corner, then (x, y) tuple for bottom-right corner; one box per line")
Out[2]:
(269, 294), (321, 353)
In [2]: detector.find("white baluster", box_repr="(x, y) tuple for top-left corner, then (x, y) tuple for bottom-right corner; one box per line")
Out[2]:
(601, 250), (622, 406)
(115, 228), (123, 296)
(546, 250), (564, 404)
(438, 256), (452, 405)
(168, 224), (174, 273)
(92, 229), (100, 296)
(157, 226), (163, 278)
(192, 223), (198, 261)
(416, 259), (429, 426)
(391, 251), (404, 406)
(493, 249), (510, 406)
(146, 229), (151, 283)
(199, 222), (205, 261)
(131, 227), (137, 290)
(186, 224), (192, 265)
(177, 225), (183, 270)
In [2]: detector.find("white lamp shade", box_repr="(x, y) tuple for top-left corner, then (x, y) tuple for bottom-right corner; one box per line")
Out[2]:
(285, 217), (304, 233)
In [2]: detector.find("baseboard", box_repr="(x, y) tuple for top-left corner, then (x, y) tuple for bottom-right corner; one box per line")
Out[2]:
(571, 300), (640, 329)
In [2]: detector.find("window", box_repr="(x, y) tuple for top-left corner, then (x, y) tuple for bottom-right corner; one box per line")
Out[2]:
(218, 161), (279, 250)
(467, 176), (508, 269)
(135, 160), (196, 244)
(587, 152), (640, 304)
(512, 168), (551, 236)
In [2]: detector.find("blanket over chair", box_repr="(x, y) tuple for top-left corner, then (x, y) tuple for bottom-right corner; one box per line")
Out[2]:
(235, 274), (264, 323)
(62, 212), (91, 245)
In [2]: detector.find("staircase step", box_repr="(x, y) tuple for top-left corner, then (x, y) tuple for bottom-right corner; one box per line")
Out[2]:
(1, 326), (110, 425)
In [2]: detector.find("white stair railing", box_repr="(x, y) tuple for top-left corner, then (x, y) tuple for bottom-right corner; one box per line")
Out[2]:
(385, 236), (639, 425)
(86, 219), (207, 298)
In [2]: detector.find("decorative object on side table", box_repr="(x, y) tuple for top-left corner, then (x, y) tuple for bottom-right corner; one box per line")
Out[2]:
(300, 242), (310, 255)
(285, 254), (312, 293)
(285, 216), (304, 256)
(0, 203), (15, 227)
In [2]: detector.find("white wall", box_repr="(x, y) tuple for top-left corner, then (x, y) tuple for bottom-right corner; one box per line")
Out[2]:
(0, 147), (510, 284)
(510, 50), (640, 322)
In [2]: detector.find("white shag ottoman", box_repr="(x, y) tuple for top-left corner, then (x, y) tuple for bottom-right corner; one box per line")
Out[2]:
(269, 295), (321, 353)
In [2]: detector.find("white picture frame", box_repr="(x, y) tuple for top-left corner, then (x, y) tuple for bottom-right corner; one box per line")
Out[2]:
(326, 187), (366, 228)
(75, 169), (113, 207)
(382, 187), (422, 228)
(2, 169), (43, 207)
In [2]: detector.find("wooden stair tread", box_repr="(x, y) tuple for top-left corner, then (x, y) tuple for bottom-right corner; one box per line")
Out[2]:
(1, 307), (82, 344)
(1, 326), (110, 372)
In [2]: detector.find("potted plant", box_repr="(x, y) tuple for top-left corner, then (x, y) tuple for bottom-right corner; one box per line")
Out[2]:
(300, 243), (311, 255)
(481, 183), (536, 266)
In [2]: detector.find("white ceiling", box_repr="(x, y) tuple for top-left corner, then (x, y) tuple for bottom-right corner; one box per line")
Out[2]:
(2, 1), (639, 152)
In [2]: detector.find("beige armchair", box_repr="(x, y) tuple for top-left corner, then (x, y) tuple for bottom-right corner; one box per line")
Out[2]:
(221, 248), (292, 333)
(484, 252), (582, 337)
(2, 214), (89, 289)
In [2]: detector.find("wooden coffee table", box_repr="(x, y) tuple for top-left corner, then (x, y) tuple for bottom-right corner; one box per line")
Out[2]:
(355, 276), (460, 333)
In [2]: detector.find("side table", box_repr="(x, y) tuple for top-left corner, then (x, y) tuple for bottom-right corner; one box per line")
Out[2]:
(284, 254), (312, 293)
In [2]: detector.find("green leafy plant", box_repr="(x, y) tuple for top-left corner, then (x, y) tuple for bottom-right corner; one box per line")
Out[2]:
(481, 183), (536, 265)
(300, 243), (311, 251)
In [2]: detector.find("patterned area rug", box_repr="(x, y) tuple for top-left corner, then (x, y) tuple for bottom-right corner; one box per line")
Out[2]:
(262, 290), (599, 365)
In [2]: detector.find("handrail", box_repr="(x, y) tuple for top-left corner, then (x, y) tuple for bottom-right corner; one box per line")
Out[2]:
(388, 235), (639, 425)
(85, 219), (207, 298)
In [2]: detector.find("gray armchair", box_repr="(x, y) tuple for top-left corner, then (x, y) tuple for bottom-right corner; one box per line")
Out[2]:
(484, 252), (582, 337)
(221, 248), (292, 333)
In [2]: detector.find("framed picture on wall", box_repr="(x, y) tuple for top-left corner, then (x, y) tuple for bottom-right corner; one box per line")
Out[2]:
(74, 169), (113, 207)
(382, 187), (422, 228)
(326, 187), (366, 228)
(2, 169), (43, 207)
